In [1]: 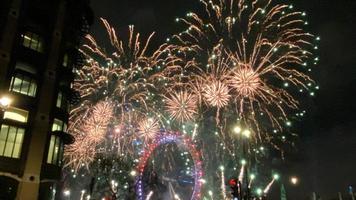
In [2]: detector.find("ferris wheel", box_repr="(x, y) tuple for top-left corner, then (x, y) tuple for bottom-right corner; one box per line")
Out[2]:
(135, 131), (203, 200)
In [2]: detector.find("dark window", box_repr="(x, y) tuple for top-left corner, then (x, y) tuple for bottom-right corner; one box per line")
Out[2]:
(15, 62), (37, 75)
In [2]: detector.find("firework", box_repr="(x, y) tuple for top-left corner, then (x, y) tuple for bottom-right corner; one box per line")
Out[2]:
(197, 50), (232, 109)
(263, 174), (279, 194)
(202, 78), (230, 108)
(228, 66), (261, 98)
(64, 101), (113, 170)
(163, 2), (319, 194)
(171, 0), (317, 144)
(220, 167), (227, 200)
(164, 90), (198, 123)
(63, 1), (319, 196)
(85, 101), (114, 144)
(64, 136), (97, 171)
(137, 117), (160, 142)
(145, 191), (154, 200)
(65, 17), (182, 170)
(72, 18), (181, 121)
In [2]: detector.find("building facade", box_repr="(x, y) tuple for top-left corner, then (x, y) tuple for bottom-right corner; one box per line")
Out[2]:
(0, 0), (93, 199)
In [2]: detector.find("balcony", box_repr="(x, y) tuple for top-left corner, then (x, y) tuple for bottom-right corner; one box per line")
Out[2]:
(59, 85), (80, 106)
(52, 130), (74, 145)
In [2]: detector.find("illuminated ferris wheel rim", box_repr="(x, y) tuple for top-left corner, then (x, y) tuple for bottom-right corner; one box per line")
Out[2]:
(136, 130), (203, 200)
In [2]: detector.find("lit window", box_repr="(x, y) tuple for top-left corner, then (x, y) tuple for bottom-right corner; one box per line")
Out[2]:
(21, 32), (44, 52)
(62, 54), (69, 67)
(56, 91), (69, 112)
(9, 73), (37, 97)
(3, 107), (29, 123)
(0, 124), (25, 158)
(46, 135), (64, 166)
(52, 119), (67, 132)
(56, 92), (63, 108)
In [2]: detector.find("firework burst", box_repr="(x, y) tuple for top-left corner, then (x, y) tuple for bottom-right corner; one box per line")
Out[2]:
(202, 78), (230, 108)
(72, 18), (181, 121)
(164, 90), (198, 123)
(64, 136), (97, 171)
(85, 101), (114, 144)
(65, 18), (182, 170)
(62, 1), (319, 198)
(229, 66), (261, 98)
(171, 0), (318, 146)
(137, 117), (160, 142)
(196, 46), (232, 109)
(64, 101), (114, 170)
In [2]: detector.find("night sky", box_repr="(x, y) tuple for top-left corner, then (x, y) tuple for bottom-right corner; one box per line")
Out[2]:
(90, 0), (356, 199)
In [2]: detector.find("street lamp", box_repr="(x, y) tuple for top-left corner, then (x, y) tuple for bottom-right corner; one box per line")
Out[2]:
(208, 190), (214, 200)
(130, 170), (137, 177)
(219, 165), (225, 171)
(233, 126), (252, 141)
(200, 178), (207, 184)
(273, 174), (280, 180)
(290, 176), (298, 185)
(233, 125), (251, 138)
(63, 190), (70, 196)
(208, 190), (213, 196)
(256, 188), (263, 196)
(0, 96), (12, 111)
(233, 126), (242, 134)
(242, 129), (251, 138)
(63, 190), (70, 200)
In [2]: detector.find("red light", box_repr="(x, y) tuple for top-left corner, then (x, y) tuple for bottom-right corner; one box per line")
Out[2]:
(229, 178), (237, 186)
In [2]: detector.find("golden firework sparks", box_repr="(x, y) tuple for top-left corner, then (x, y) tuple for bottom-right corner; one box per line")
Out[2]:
(164, 90), (198, 123)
